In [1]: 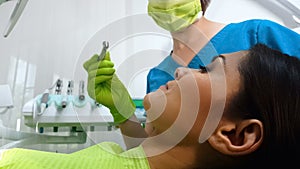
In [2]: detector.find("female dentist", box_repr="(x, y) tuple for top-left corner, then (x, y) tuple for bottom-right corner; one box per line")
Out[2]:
(146, 0), (300, 93)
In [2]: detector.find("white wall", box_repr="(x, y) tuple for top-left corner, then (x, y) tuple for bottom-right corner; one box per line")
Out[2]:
(0, 0), (127, 92)
(205, 0), (284, 25)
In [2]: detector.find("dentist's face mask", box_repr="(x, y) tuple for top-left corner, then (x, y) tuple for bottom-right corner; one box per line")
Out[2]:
(148, 0), (202, 32)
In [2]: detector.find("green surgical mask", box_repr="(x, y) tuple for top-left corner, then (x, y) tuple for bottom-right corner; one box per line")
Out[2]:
(148, 0), (202, 32)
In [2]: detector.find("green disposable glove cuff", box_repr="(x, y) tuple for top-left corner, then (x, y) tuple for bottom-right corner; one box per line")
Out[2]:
(110, 97), (136, 124)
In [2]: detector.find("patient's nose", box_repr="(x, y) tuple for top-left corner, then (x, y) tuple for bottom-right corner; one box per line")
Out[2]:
(174, 67), (190, 80)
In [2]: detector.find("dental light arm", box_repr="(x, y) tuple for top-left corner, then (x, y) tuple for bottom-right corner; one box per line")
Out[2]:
(0, 0), (29, 38)
(0, 0), (9, 6)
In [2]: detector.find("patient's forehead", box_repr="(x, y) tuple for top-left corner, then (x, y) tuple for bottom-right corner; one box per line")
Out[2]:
(221, 50), (248, 58)
(219, 51), (249, 70)
(221, 50), (248, 98)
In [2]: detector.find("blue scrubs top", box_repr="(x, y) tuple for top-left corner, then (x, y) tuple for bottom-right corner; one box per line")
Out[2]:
(146, 19), (300, 93)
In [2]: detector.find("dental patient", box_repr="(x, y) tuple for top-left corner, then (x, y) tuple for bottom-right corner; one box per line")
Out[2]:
(0, 44), (299, 168)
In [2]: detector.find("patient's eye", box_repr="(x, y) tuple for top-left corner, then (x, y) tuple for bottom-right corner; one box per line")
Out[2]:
(199, 65), (208, 73)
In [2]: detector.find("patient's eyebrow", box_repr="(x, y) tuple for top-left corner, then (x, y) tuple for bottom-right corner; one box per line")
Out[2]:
(211, 55), (226, 64)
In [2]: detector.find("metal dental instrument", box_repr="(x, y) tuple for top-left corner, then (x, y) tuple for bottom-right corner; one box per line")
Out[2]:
(2, 0), (29, 38)
(61, 80), (74, 109)
(37, 80), (59, 115)
(78, 80), (85, 101)
(54, 79), (67, 108)
(55, 79), (63, 95)
(67, 80), (74, 95)
(97, 41), (109, 61)
(61, 97), (67, 108)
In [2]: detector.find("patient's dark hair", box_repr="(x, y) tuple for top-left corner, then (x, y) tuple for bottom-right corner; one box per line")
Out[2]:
(200, 0), (211, 14)
(229, 44), (300, 168)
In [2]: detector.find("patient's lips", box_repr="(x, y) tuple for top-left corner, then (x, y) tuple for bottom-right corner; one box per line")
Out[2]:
(143, 89), (167, 123)
(159, 85), (167, 91)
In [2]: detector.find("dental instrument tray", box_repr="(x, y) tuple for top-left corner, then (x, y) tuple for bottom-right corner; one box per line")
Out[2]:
(22, 79), (146, 133)
(22, 93), (114, 131)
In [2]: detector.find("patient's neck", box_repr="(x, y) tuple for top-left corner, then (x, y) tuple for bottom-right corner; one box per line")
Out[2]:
(143, 143), (202, 169)
(170, 17), (226, 66)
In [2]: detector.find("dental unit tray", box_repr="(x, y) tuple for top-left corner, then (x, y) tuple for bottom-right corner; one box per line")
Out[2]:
(22, 94), (146, 133)
(0, 120), (87, 149)
(22, 94), (113, 131)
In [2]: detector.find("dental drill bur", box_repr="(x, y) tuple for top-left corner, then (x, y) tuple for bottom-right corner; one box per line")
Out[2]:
(97, 41), (109, 61)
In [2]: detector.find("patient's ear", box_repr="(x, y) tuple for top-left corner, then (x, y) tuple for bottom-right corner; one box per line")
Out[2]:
(208, 118), (263, 156)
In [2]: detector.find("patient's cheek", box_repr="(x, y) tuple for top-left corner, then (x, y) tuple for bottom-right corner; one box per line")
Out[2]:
(143, 94), (151, 111)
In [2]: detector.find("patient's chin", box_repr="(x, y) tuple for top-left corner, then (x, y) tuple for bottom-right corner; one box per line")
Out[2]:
(143, 94), (151, 111)
(145, 122), (158, 137)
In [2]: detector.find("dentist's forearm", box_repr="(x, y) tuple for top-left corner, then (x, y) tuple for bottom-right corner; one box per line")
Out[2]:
(119, 115), (148, 149)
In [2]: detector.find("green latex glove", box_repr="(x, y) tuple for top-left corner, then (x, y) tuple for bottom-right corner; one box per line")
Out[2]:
(83, 52), (136, 124)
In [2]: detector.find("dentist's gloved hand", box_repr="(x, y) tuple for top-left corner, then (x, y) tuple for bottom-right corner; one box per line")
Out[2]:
(83, 52), (136, 124)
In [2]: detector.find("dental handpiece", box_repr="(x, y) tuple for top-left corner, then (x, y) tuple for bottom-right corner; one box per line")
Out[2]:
(55, 79), (63, 95)
(67, 80), (74, 95)
(61, 98), (67, 108)
(97, 41), (109, 61)
(55, 79), (67, 108)
(79, 80), (85, 101)
(61, 86), (68, 108)
(40, 89), (49, 113)
(61, 81), (74, 109)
